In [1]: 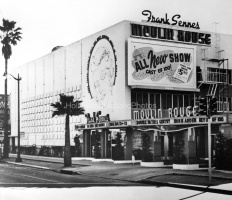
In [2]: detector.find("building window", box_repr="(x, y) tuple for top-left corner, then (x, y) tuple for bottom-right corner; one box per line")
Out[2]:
(155, 94), (161, 109)
(131, 92), (137, 108)
(131, 91), (195, 110)
(173, 95), (178, 107)
(137, 93), (142, 107)
(161, 94), (166, 109)
(179, 95), (183, 107)
(229, 70), (232, 84)
(150, 93), (154, 107)
(184, 95), (189, 107)
(167, 94), (172, 108)
(206, 67), (232, 84)
(143, 93), (148, 108)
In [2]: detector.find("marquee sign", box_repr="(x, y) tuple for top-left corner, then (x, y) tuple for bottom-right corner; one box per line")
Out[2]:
(75, 115), (225, 130)
(128, 38), (196, 90)
(136, 116), (226, 126)
(85, 111), (110, 124)
(109, 120), (132, 127)
(75, 120), (132, 130)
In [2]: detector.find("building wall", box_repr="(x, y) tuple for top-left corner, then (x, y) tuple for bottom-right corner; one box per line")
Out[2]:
(10, 21), (132, 147)
(10, 19), (232, 150)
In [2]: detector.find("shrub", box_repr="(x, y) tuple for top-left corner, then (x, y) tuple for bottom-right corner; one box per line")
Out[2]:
(224, 138), (232, 169)
(215, 132), (226, 169)
(215, 132), (232, 170)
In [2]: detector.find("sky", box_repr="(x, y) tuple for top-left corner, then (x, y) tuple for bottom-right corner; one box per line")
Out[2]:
(0, 0), (232, 93)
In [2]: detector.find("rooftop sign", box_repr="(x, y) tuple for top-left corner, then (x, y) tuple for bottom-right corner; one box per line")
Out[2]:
(131, 23), (211, 45)
(142, 10), (200, 29)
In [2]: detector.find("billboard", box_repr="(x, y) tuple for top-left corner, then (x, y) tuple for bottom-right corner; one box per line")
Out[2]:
(128, 38), (197, 90)
(0, 94), (10, 131)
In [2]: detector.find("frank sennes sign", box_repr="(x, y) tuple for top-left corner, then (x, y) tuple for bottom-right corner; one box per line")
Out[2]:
(128, 38), (196, 90)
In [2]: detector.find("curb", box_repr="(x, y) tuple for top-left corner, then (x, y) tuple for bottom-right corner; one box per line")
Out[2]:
(139, 180), (232, 195)
(5, 161), (50, 170)
(4, 160), (82, 175)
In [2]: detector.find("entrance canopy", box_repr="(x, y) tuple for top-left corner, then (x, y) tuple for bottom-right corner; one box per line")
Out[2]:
(75, 115), (227, 131)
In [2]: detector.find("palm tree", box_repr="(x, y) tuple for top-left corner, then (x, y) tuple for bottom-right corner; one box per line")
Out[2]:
(51, 94), (85, 167)
(0, 19), (22, 158)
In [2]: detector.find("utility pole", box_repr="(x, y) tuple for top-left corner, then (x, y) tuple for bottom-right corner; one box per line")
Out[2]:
(207, 107), (212, 184)
(206, 95), (215, 184)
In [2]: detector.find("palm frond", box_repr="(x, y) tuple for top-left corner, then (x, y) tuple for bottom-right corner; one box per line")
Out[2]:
(51, 102), (67, 117)
(2, 19), (16, 32)
(70, 110), (85, 116)
(14, 27), (22, 32)
(51, 102), (62, 109)
(51, 94), (85, 117)
(52, 111), (60, 118)
(0, 26), (4, 32)
(0, 19), (22, 59)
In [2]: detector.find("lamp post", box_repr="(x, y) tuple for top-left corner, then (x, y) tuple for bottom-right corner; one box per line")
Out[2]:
(4, 73), (22, 162)
(206, 95), (212, 184)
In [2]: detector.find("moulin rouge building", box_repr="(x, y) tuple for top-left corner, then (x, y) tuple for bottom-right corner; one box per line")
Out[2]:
(10, 11), (232, 166)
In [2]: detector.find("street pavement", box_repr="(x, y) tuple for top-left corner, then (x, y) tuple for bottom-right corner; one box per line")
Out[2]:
(2, 154), (232, 194)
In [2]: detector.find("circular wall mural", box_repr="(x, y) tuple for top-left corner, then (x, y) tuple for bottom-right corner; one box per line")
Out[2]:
(87, 35), (117, 107)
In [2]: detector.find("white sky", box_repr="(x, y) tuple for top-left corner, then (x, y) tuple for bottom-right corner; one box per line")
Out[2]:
(0, 0), (232, 93)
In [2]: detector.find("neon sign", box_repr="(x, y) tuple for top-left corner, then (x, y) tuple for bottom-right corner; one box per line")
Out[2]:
(131, 24), (211, 45)
(142, 10), (200, 29)
(133, 106), (199, 120)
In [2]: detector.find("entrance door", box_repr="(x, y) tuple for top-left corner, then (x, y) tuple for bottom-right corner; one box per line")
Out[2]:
(160, 132), (173, 158)
(90, 130), (101, 158)
(111, 129), (126, 160)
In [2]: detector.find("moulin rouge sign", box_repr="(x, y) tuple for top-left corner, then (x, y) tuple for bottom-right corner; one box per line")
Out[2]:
(131, 10), (211, 45)
(133, 107), (226, 125)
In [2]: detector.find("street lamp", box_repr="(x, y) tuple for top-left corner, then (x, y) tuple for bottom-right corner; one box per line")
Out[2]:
(3, 72), (22, 162)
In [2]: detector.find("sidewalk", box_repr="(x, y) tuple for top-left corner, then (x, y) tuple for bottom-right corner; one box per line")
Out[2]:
(2, 154), (232, 194)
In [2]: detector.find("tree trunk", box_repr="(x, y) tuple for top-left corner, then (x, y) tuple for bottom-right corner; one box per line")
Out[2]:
(64, 113), (71, 167)
(3, 58), (8, 158)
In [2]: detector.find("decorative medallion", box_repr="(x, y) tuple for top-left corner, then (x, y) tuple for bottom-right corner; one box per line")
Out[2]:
(87, 35), (117, 107)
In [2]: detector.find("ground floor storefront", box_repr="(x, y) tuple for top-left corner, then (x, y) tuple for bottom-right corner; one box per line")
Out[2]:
(77, 115), (228, 165)
(10, 115), (230, 166)
(79, 126), (212, 165)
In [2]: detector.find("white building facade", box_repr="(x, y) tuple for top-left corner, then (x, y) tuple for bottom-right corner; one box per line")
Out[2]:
(10, 19), (232, 163)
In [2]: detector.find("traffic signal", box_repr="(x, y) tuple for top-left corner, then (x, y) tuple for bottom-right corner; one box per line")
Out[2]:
(209, 97), (217, 115)
(199, 97), (208, 116)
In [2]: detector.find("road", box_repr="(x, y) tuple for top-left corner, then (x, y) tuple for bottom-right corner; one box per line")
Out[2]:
(0, 162), (232, 200)
(0, 162), (140, 187)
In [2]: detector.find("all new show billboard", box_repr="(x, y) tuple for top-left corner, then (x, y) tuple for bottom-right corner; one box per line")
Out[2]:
(128, 38), (197, 90)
